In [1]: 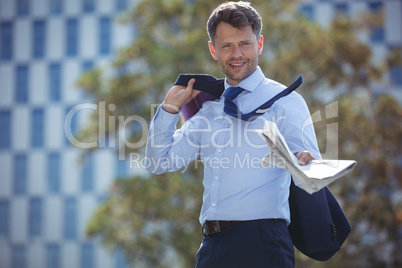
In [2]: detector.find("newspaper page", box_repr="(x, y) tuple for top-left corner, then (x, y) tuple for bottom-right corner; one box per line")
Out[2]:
(257, 121), (356, 194)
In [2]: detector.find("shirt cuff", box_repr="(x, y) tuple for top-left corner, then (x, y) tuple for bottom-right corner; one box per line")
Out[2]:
(153, 104), (181, 130)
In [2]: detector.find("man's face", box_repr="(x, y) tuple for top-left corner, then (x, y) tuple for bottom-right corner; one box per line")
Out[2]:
(209, 22), (263, 86)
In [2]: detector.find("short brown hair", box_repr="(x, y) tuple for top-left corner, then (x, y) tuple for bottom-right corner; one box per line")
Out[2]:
(207, 1), (262, 44)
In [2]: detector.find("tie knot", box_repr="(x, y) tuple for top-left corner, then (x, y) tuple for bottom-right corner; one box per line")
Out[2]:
(224, 86), (245, 100)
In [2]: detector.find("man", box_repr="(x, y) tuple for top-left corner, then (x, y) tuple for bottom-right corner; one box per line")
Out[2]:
(146, 2), (320, 267)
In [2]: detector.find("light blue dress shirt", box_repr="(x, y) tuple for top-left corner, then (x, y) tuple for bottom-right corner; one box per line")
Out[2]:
(145, 67), (321, 225)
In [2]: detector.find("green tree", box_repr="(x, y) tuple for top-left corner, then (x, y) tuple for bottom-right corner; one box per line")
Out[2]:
(77, 0), (401, 267)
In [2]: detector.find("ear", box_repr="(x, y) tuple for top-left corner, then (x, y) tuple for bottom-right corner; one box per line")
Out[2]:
(208, 41), (218, 60)
(257, 35), (264, 55)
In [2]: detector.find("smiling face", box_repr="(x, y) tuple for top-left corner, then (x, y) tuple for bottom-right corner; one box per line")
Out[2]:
(209, 22), (263, 86)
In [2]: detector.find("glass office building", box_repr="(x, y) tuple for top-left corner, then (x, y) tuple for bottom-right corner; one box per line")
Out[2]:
(0, 0), (135, 267)
(0, 0), (401, 267)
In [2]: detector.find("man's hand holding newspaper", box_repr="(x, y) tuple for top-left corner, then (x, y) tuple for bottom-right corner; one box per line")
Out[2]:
(257, 121), (357, 194)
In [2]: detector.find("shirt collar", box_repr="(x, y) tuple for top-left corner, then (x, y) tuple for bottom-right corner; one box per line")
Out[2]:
(224, 66), (265, 93)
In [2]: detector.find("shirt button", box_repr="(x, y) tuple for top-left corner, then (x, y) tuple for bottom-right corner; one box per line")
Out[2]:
(212, 203), (216, 207)
(215, 176), (219, 181)
(218, 149), (222, 153)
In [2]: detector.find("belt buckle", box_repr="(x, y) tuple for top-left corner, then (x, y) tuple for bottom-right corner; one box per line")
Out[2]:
(202, 224), (208, 236)
(202, 221), (221, 236)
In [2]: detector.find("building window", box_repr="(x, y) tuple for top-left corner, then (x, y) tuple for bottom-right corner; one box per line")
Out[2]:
(115, 250), (128, 268)
(46, 244), (60, 268)
(31, 108), (44, 148)
(299, 4), (314, 21)
(16, 0), (29, 16)
(81, 155), (94, 192)
(29, 197), (42, 237)
(0, 200), (9, 238)
(12, 245), (26, 268)
(0, 110), (11, 149)
(81, 243), (94, 268)
(83, 0), (95, 13)
(14, 154), (27, 195)
(49, 0), (63, 15)
(0, 22), (13, 60)
(49, 63), (62, 101)
(64, 197), (77, 239)
(32, 20), (46, 59)
(82, 60), (94, 72)
(82, 0), (95, 13)
(48, 153), (60, 193)
(116, 159), (128, 178)
(99, 17), (112, 55)
(335, 3), (349, 16)
(390, 65), (402, 86)
(66, 18), (79, 57)
(369, 2), (384, 43)
(15, 65), (29, 103)
(64, 106), (79, 146)
(116, 0), (128, 11)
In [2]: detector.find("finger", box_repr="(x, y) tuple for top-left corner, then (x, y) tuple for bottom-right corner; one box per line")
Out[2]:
(185, 79), (200, 101)
(297, 151), (315, 166)
(186, 78), (195, 92)
(191, 89), (201, 99)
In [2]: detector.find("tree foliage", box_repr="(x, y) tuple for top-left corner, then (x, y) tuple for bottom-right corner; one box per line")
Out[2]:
(77, 0), (402, 267)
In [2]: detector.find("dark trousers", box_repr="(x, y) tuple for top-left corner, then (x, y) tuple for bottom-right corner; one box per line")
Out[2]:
(195, 219), (295, 268)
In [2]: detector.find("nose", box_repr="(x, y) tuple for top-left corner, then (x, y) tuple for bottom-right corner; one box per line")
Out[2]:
(232, 44), (243, 58)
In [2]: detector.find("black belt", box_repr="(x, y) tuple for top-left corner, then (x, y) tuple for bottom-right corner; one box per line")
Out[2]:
(202, 219), (286, 236)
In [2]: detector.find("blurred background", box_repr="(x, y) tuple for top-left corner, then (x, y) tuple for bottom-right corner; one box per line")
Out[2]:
(0, 0), (401, 267)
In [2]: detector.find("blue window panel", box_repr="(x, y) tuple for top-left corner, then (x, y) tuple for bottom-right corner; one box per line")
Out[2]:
(13, 154), (27, 195)
(0, 110), (11, 149)
(115, 250), (128, 268)
(0, 200), (9, 238)
(31, 108), (45, 148)
(370, 28), (384, 43)
(16, 0), (29, 16)
(15, 65), (29, 103)
(49, 63), (62, 101)
(116, 159), (127, 178)
(116, 0), (128, 11)
(66, 19), (79, 57)
(82, 60), (94, 72)
(81, 243), (94, 268)
(369, 2), (384, 43)
(64, 106), (79, 146)
(48, 153), (61, 193)
(49, 0), (63, 15)
(46, 244), (60, 268)
(64, 197), (77, 239)
(81, 155), (94, 192)
(83, 0), (95, 13)
(390, 65), (402, 86)
(299, 4), (314, 21)
(29, 197), (42, 237)
(32, 20), (46, 58)
(335, 3), (349, 16)
(99, 17), (112, 55)
(369, 2), (383, 14)
(12, 245), (26, 268)
(0, 22), (13, 60)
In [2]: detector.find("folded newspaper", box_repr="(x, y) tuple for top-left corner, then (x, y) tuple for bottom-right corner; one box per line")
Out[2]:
(257, 121), (356, 194)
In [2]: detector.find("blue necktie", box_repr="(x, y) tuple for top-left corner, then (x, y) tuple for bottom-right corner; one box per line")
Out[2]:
(223, 76), (303, 121)
(223, 86), (245, 118)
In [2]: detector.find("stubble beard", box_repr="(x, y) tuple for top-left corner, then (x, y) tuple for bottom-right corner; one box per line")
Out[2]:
(219, 57), (258, 86)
